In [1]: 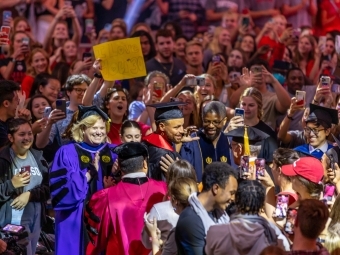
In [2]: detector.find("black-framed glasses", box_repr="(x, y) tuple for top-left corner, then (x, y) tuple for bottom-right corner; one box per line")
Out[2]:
(73, 88), (87, 95)
(304, 127), (325, 135)
(203, 118), (225, 126)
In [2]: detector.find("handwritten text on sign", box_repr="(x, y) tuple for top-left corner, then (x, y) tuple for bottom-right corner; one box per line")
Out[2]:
(93, 37), (146, 80)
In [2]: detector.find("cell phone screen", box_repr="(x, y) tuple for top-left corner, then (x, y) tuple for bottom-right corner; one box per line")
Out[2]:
(273, 195), (288, 219)
(20, 166), (30, 175)
(235, 108), (245, 118)
(255, 158), (265, 179)
(240, 155), (249, 177)
(284, 208), (297, 235)
(3, 224), (24, 233)
(82, 52), (92, 61)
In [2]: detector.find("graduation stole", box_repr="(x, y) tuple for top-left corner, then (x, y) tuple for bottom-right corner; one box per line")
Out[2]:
(143, 133), (174, 151)
(198, 131), (230, 167)
(74, 143), (114, 177)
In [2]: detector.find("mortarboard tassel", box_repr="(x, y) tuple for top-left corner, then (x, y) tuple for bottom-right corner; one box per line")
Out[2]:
(244, 126), (250, 156)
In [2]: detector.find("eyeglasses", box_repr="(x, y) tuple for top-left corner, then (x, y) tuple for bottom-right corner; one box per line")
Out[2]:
(73, 88), (87, 95)
(304, 127), (325, 135)
(203, 118), (225, 126)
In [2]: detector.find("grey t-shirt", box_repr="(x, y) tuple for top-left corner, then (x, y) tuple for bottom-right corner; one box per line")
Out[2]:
(282, 130), (306, 149)
(277, 0), (316, 28)
(205, 0), (244, 26)
(244, 0), (280, 29)
(10, 149), (43, 225)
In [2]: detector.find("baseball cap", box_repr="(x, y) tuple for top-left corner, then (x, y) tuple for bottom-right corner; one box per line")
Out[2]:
(281, 157), (324, 184)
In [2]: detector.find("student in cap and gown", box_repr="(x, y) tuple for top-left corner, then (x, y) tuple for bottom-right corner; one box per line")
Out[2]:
(143, 101), (203, 181)
(85, 142), (167, 255)
(225, 126), (276, 180)
(50, 105), (117, 255)
(294, 104), (338, 160)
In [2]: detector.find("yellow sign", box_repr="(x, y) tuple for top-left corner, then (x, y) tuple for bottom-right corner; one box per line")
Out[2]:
(93, 37), (147, 81)
(206, 157), (212, 164)
(81, 155), (90, 164)
(102, 155), (111, 163)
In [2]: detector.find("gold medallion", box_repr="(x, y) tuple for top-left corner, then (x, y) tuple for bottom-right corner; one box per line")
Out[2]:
(220, 156), (227, 162)
(102, 155), (111, 163)
(81, 155), (90, 163)
(206, 157), (212, 164)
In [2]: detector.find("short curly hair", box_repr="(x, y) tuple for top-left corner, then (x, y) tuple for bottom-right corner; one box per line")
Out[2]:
(202, 162), (237, 192)
(65, 74), (91, 91)
(235, 180), (265, 214)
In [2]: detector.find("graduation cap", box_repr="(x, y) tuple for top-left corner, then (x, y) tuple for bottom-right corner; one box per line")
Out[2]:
(306, 104), (338, 128)
(113, 142), (148, 160)
(147, 101), (186, 122)
(225, 126), (269, 155)
(78, 105), (110, 122)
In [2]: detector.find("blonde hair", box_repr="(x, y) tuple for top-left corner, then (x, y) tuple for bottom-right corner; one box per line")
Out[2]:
(71, 115), (110, 142)
(240, 87), (263, 119)
(177, 90), (199, 127)
(26, 48), (50, 76)
(194, 73), (217, 104)
(209, 26), (229, 55)
(325, 226), (340, 255)
(169, 177), (198, 207)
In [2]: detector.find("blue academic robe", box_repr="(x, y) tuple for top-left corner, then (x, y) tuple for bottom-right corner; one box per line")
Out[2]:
(294, 143), (333, 160)
(50, 143), (117, 255)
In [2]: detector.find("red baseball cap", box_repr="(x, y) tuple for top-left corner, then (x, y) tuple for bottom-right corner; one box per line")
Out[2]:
(281, 157), (324, 184)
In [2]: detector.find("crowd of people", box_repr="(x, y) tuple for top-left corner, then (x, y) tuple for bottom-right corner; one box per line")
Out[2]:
(1, 0), (340, 255)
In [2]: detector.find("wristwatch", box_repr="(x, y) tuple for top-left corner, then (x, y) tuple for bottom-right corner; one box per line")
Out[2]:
(94, 73), (102, 79)
(286, 114), (294, 120)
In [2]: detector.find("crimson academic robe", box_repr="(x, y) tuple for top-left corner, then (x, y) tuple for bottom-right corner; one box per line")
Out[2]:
(50, 143), (117, 255)
(86, 177), (167, 255)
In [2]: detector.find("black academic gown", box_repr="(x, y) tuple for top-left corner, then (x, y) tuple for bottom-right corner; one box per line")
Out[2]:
(143, 133), (181, 181)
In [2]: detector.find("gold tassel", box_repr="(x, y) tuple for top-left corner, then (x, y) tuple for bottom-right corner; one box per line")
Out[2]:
(244, 126), (250, 156)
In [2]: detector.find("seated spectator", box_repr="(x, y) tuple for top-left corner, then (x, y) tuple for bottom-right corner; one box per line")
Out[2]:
(175, 162), (238, 255)
(230, 60), (291, 130)
(21, 48), (50, 98)
(205, 180), (290, 255)
(287, 199), (329, 255)
(203, 27), (231, 69)
(146, 29), (186, 86)
(0, 31), (30, 84)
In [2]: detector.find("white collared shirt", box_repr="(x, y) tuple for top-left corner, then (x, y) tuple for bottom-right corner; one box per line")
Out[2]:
(309, 141), (329, 154)
(122, 172), (147, 179)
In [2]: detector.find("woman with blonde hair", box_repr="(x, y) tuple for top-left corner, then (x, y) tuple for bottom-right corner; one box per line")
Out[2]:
(50, 105), (117, 255)
(22, 48), (50, 97)
(203, 27), (231, 69)
(225, 87), (276, 140)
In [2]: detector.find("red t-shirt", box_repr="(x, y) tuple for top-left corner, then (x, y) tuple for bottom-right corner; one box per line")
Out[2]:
(320, 0), (340, 34)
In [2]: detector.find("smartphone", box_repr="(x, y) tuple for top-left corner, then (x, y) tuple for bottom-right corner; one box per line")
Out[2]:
(1, 26), (10, 35)
(104, 23), (112, 32)
(82, 52), (92, 62)
(255, 158), (265, 180)
(20, 166), (30, 175)
(2, 224), (25, 234)
(252, 66), (262, 74)
(196, 77), (205, 86)
(153, 81), (164, 99)
(22, 37), (30, 48)
(295, 90), (306, 108)
(85, 19), (94, 34)
(284, 208), (298, 235)
(56, 99), (67, 115)
(336, 36), (340, 55)
(242, 17), (250, 27)
(43, 106), (52, 119)
(2, 11), (12, 26)
(212, 55), (220, 64)
(273, 194), (289, 219)
(323, 183), (336, 202)
(235, 108), (245, 118)
(320, 76), (331, 86)
(240, 155), (249, 177)
(208, 26), (215, 36)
